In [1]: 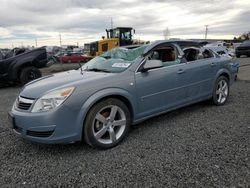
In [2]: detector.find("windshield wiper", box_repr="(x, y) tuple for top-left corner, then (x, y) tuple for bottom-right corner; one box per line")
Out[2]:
(85, 68), (111, 73)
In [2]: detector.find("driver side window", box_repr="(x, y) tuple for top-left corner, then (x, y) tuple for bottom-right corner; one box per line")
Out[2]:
(148, 46), (180, 67)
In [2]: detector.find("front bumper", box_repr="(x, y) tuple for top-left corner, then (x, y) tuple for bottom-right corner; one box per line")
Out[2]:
(9, 105), (82, 144)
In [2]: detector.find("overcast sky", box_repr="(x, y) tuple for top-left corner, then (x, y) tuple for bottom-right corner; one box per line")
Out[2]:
(0, 0), (249, 48)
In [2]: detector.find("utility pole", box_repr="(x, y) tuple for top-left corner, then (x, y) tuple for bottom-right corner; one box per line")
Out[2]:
(205, 25), (208, 40)
(111, 17), (113, 29)
(59, 33), (62, 47)
(163, 27), (170, 40)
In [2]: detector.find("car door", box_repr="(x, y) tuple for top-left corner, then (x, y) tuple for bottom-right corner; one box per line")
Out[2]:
(181, 48), (218, 101)
(135, 45), (192, 118)
(63, 54), (70, 63)
(71, 54), (77, 63)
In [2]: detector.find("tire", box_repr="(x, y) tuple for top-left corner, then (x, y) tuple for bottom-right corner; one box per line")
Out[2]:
(212, 76), (229, 106)
(19, 66), (42, 85)
(84, 98), (131, 149)
(236, 54), (240, 58)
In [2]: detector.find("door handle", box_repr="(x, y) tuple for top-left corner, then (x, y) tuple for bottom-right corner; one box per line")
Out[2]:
(177, 69), (185, 74)
(211, 62), (216, 67)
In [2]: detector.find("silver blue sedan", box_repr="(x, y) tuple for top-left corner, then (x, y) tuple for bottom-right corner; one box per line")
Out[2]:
(9, 40), (239, 149)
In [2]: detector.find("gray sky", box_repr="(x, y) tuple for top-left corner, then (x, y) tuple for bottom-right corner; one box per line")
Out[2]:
(0, 0), (249, 48)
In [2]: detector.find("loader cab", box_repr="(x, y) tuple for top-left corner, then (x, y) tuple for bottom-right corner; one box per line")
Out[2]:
(106, 27), (134, 46)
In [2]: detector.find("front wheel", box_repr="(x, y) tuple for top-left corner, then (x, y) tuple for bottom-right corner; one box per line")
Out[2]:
(212, 76), (229, 105)
(84, 98), (131, 149)
(19, 66), (42, 85)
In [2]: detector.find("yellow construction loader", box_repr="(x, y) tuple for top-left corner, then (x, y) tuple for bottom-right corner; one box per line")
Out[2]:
(89, 27), (135, 56)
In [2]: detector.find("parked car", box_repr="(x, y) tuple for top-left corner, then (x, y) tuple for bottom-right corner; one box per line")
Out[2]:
(235, 40), (250, 57)
(9, 40), (238, 149)
(0, 47), (47, 85)
(61, 52), (91, 63)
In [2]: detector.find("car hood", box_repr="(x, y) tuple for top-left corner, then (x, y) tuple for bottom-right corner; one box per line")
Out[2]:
(20, 70), (112, 98)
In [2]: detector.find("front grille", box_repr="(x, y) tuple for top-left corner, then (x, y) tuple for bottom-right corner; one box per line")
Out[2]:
(16, 96), (35, 111)
(26, 130), (54, 138)
(18, 102), (32, 110)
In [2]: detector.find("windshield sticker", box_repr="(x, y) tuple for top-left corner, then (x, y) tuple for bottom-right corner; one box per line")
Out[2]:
(112, 63), (131, 68)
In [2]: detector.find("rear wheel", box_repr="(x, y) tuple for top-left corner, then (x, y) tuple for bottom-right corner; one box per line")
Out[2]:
(212, 76), (229, 105)
(19, 66), (42, 85)
(84, 98), (131, 149)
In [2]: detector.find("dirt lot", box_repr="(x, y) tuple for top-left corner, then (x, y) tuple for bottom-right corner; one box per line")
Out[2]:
(0, 58), (249, 187)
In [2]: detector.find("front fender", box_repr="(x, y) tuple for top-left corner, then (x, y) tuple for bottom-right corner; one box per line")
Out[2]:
(75, 88), (137, 139)
(8, 57), (34, 80)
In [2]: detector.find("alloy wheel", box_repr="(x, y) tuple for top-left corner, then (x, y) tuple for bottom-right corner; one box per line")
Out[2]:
(216, 80), (228, 104)
(92, 105), (127, 144)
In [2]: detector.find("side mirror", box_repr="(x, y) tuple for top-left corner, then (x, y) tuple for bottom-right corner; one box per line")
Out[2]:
(141, 60), (163, 72)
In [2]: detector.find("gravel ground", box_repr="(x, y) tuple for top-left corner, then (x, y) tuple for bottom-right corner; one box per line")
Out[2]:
(0, 58), (249, 187)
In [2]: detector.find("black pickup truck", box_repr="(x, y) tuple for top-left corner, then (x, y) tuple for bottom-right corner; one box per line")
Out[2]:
(0, 47), (47, 85)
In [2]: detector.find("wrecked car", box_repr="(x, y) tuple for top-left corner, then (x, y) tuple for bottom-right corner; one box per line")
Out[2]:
(0, 47), (47, 85)
(9, 40), (238, 149)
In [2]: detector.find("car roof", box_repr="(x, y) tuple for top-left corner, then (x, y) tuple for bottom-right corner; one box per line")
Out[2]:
(151, 40), (200, 47)
(143, 40), (200, 55)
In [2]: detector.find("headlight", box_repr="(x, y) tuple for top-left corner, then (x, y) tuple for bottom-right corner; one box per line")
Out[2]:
(31, 87), (75, 112)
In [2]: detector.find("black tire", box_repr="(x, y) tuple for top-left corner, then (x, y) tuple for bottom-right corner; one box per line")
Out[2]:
(212, 76), (229, 106)
(84, 98), (131, 149)
(19, 66), (42, 85)
(236, 54), (240, 58)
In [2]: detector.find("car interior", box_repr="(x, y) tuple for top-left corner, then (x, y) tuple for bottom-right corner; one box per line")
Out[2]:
(148, 45), (216, 67)
(183, 47), (214, 62)
(149, 46), (180, 67)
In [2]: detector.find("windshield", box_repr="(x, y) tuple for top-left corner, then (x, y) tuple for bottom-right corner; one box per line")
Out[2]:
(82, 45), (147, 73)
